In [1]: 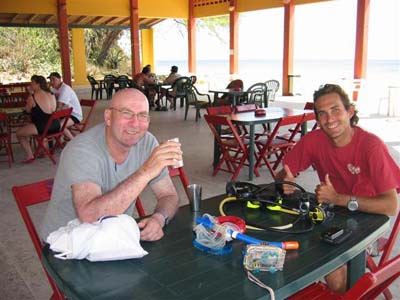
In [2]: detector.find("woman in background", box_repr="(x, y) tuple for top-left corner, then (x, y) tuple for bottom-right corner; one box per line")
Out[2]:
(16, 75), (59, 163)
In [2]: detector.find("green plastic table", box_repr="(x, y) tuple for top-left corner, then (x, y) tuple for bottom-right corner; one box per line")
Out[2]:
(42, 193), (389, 300)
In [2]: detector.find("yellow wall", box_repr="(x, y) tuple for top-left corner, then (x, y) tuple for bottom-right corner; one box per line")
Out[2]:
(71, 28), (87, 86)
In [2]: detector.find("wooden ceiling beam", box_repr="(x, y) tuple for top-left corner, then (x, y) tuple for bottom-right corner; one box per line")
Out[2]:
(116, 17), (130, 26)
(104, 16), (118, 25)
(90, 16), (103, 25)
(45, 15), (55, 24)
(28, 14), (38, 23)
(11, 14), (20, 23)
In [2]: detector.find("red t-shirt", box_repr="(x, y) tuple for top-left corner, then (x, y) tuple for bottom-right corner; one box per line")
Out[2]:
(283, 127), (400, 197)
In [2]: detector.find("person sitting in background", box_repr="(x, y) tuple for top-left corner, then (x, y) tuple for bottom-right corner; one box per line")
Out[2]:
(133, 66), (156, 107)
(145, 64), (158, 82)
(276, 83), (400, 293)
(48, 72), (82, 140)
(40, 88), (181, 242)
(16, 75), (60, 163)
(160, 65), (181, 109)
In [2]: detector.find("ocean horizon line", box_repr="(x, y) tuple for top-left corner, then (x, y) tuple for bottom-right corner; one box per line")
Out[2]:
(156, 58), (399, 63)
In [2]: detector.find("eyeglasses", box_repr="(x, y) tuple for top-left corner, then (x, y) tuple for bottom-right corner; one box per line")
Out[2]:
(109, 107), (150, 122)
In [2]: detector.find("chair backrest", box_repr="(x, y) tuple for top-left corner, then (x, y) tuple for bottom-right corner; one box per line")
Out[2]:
(246, 83), (268, 107)
(173, 76), (192, 96)
(265, 79), (280, 101)
(304, 102), (314, 110)
(87, 75), (99, 86)
(226, 79), (244, 90)
(0, 111), (12, 167)
(206, 105), (232, 115)
(235, 103), (257, 113)
(204, 114), (246, 151)
(268, 114), (305, 145)
(12, 179), (54, 257)
(345, 254), (400, 300)
(78, 99), (97, 132)
(12, 179), (65, 300)
(41, 108), (73, 139)
(190, 75), (197, 84)
(103, 74), (116, 89)
(0, 111), (7, 122)
(116, 76), (130, 90)
(135, 166), (190, 217)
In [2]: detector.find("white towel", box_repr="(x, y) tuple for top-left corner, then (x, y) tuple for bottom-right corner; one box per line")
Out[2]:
(46, 214), (148, 261)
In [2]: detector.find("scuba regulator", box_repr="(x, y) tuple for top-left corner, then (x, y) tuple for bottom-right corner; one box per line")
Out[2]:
(220, 181), (334, 233)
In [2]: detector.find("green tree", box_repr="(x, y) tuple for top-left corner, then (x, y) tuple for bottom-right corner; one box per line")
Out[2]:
(174, 16), (229, 43)
(0, 27), (60, 76)
(85, 29), (126, 68)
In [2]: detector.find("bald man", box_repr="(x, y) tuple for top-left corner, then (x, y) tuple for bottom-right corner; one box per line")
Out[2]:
(40, 88), (181, 242)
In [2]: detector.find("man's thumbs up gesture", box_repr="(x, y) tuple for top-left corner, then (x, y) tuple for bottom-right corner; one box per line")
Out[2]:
(315, 174), (338, 204)
(278, 164), (296, 194)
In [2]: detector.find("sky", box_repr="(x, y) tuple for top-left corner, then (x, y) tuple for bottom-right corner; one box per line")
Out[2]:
(152, 0), (399, 61)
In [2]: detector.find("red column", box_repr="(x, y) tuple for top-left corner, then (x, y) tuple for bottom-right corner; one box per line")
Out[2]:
(282, 0), (294, 96)
(188, 0), (196, 73)
(229, 0), (238, 75)
(354, 0), (370, 80)
(130, 0), (141, 75)
(57, 0), (72, 86)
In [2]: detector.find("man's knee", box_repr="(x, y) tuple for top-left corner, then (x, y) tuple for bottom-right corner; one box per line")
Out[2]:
(325, 265), (347, 293)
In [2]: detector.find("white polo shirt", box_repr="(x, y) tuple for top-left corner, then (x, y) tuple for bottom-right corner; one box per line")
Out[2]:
(51, 83), (83, 121)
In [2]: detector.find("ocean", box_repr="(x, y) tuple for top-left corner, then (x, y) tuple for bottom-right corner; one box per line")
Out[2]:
(155, 59), (400, 108)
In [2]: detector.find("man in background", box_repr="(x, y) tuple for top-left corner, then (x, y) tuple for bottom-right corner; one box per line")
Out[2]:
(48, 72), (82, 140)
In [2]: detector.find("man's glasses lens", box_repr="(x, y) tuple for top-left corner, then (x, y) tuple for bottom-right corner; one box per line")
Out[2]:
(110, 108), (149, 121)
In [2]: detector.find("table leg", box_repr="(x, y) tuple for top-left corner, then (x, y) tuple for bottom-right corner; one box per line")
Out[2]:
(248, 125), (255, 181)
(301, 122), (308, 136)
(347, 250), (366, 289)
(213, 124), (221, 169)
(213, 92), (219, 106)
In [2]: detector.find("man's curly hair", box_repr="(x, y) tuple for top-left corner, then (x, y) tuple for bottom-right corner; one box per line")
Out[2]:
(313, 84), (359, 126)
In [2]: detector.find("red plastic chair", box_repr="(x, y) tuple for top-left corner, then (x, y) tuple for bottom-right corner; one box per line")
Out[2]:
(32, 108), (72, 164)
(254, 114), (304, 178)
(70, 99), (97, 136)
(12, 179), (66, 300)
(135, 166), (190, 217)
(0, 112), (13, 167)
(366, 212), (400, 300)
(206, 105), (232, 115)
(204, 114), (260, 181)
(287, 253), (400, 300)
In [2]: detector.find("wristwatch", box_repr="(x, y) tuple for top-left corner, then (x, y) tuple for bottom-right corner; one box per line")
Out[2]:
(154, 210), (170, 226)
(347, 196), (359, 211)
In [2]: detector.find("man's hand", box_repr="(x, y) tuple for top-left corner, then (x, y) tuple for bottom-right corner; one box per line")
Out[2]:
(139, 141), (182, 181)
(279, 164), (296, 194)
(138, 215), (164, 241)
(315, 174), (339, 204)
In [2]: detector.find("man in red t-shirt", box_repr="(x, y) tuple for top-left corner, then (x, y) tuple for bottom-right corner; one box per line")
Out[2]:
(277, 84), (400, 293)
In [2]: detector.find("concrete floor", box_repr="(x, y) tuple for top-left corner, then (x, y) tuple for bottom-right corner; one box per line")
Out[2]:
(0, 87), (399, 299)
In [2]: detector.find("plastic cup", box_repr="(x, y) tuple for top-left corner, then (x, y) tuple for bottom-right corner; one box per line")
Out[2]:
(187, 184), (202, 212)
(168, 137), (184, 168)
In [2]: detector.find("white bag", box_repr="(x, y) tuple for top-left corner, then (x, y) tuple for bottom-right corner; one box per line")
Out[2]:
(46, 214), (148, 261)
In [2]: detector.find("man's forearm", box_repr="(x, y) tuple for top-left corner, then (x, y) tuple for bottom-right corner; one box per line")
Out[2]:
(335, 189), (398, 216)
(74, 168), (152, 222)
